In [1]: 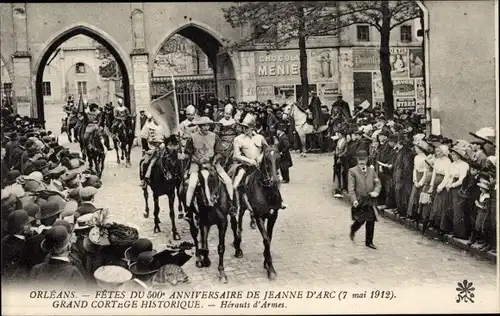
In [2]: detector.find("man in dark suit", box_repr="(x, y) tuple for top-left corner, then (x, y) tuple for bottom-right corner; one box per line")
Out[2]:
(276, 123), (293, 183)
(348, 150), (381, 249)
(332, 95), (351, 118)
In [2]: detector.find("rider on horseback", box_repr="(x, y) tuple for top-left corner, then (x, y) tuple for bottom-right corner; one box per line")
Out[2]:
(232, 114), (287, 214)
(111, 98), (130, 138)
(215, 104), (237, 163)
(139, 114), (165, 187)
(179, 105), (198, 150)
(83, 103), (105, 150)
(180, 116), (236, 215)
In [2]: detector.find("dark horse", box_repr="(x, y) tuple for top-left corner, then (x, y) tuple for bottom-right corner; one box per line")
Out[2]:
(233, 145), (281, 280)
(178, 159), (235, 283)
(80, 117), (106, 179)
(112, 117), (136, 167)
(142, 135), (184, 240)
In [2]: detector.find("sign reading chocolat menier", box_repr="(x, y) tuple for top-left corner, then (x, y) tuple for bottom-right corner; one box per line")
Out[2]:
(254, 51), (300, 85)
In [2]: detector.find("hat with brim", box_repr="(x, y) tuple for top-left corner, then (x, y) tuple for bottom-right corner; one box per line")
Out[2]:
(94, 265), (133, 289)
(89, 224), (111, 246)
(449, 147), (469, 161)
(32, 159), (50, 172)
(188, 116), (215, 127)
(47, 165), (68, 178)
(477, 180), (491, 190)
(355, 150), (369, 159)
(40, 225), (72, 253)
(153, 248), (193, 267)
(124, 238), (155, 262)
(5, 210), (35, 233)
(35, 201), (63, 220)
(74, 213), (95, 231)
(415, 140), (431, 154)
(239, 114), (256, 128)
(469, 132), (495, 146)
(129, 251), (162, 276)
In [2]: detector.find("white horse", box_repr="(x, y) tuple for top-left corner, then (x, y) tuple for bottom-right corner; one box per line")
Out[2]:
(283, 102), (329, 157)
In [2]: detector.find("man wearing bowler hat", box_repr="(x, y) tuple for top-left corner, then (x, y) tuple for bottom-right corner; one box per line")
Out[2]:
(348, 150), (381, 249)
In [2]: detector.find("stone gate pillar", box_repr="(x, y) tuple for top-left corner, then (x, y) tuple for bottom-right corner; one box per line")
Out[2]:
(237, 51), (257, 102)
(12, 4), (33, 117)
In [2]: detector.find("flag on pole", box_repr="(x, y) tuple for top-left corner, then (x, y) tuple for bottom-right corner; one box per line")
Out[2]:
(77, 94), (85, 114)
(149, 90), (179, 137)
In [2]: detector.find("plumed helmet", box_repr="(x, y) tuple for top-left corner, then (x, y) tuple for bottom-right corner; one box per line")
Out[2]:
(185, 105), (196, 115)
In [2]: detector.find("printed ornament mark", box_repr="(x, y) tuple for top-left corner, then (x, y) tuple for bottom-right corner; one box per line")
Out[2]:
(456, 280), (475, 303)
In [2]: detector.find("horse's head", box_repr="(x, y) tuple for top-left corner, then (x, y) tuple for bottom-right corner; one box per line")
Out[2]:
(260, 145), (280, 187)
(163, 134), (180, 155)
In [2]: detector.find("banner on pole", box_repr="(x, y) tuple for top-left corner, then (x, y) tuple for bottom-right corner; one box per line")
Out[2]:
(149, 90), (179, 137)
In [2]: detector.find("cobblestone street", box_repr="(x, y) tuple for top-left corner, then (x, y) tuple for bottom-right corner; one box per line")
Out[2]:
(63, 140), (497, 291)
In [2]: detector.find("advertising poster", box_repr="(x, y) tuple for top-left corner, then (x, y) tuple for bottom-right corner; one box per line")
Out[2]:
(372, 71), (384, 99)
(256, 85), (275, 102)
(352, 47), (379, 71)
(254, 50), (300, 85)
(409, 48), (424, 78)
(309, 48), (338, 83)
(353, 72), (373, 107)
(396, 98), (416, 111)
(415, 78), (425, 100)
(274, 85), (296, 104)
(374, 99), (385, 109)
(416, 100), (426, 114)
(393, 79), (415, 97)
(317, 82), (339, 105)
(389, 47), (409, 78)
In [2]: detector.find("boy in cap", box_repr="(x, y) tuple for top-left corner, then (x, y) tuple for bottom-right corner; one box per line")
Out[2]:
(75, 186), (98, 217)
(348, 150), (381, 249)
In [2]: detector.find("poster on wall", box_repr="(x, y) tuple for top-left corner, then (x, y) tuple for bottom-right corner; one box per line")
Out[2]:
(409, 48), (424, 78)
(396, 98), (416, 111)
(256, 85), (275, 102)
(295, 84), (317, 104)
(415, 78), (425, 100)
(393, 79), (415, 97)
(352, 48), (379, 71)
(317, 82), (339, 105)
(309, 48), (338, 83)
(372, 72), (384, 99)
(274, 85), (296, 104)
(389, 48), (409, 78)
(416, 101), (425, 114)
(374, 99), (385, 109)
(353, 72), (373, 107)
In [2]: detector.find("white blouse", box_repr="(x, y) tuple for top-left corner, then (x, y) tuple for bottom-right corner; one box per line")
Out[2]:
(433, 156), (451, 175)
(448, 160), (469, 187)
(413, 153), (428, 172)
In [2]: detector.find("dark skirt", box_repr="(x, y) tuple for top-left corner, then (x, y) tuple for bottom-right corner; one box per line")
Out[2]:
(458, 196), (476, 239)
(407, 171), (424, 218)
(440, 187), (466, 238)
(429, 174), (449, 228)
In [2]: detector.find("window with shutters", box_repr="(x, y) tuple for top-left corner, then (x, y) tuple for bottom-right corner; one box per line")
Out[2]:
(42, 82), (52, 96)
(356, 25), (370, 42)
(77, 81), (87, 96)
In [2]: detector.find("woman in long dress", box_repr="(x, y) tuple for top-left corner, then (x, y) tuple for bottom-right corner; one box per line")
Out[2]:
(407, 141), (431, 221)
(441, 148), (470, 238)
(428, 145), (452, 234)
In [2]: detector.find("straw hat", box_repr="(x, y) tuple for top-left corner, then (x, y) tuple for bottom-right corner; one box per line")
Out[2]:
(94, 265), (133, 289)
(188, 116), (214, 127)
(239, 114), (256, 128)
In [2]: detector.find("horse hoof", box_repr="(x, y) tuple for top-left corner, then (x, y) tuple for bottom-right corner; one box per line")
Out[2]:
(250, 222), (256, 230)
(144, 212), (149, 218)
(154, 225), (161, 233)
(219, 273), (228, 283)
(234, 249), (243, 258)
(268, 270), (278, 281)
(203, 258), (211, 268)
(196, 261), (204, 268)
(173, 232), (181, 241)
(178, 213), (184, 219)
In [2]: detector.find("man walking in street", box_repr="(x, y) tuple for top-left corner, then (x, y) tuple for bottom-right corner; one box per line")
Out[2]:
(348, 150), (381, 249)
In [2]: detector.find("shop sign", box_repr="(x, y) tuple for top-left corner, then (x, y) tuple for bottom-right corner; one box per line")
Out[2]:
(255, 50), (300, 85)
(256, 85), (274, 102)
(393, 79), (415, 97)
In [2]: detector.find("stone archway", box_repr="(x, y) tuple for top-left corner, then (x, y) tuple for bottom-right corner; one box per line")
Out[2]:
(151, 22), (237, 107)
(33, 24), (132, 125)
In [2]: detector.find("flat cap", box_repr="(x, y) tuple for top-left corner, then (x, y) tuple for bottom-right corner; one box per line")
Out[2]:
(79, 186), (98, 199)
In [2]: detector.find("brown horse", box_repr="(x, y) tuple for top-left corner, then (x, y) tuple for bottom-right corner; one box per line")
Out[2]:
(233, 145), (281, 280)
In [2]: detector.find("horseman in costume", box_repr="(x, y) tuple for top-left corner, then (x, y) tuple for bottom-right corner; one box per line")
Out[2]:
(232, 114), (287, 214)
(139, 115), (165, 188)
(178, 105), (198, 150)
(83, 103), (106, 150)
(214, 104), (238, 167)
(101, 103), (114, 151)
(179, 116), (235, 214)
(111, 98), (130, 138)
